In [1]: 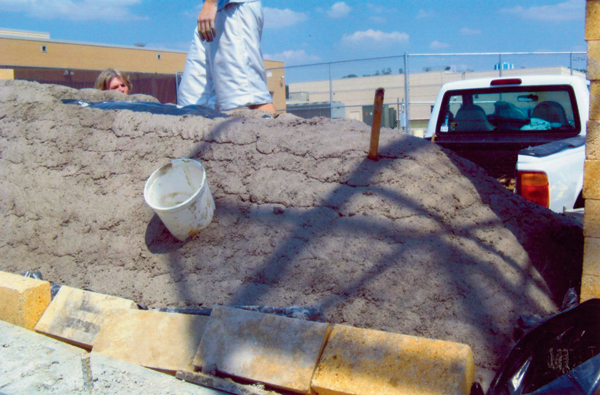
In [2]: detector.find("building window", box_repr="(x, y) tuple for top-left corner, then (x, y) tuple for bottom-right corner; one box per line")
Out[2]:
(157, 53), (162, 60)
(40, 45), (47, 53)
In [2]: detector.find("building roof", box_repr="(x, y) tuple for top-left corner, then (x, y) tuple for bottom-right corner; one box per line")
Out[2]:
(0, 28), (50, 40)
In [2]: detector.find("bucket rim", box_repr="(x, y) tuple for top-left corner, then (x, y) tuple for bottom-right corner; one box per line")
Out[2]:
(143, 158), (207, 213)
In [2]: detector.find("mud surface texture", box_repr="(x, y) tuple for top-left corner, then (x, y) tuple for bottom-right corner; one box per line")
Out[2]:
(0, 80), (584, 386)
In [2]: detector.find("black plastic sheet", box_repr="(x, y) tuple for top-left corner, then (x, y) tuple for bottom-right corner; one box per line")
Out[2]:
(62, 99), (228, 119)
(487, 298), (600, 395)
(530, 354), (600, 394)
(138, 304), (325, 322)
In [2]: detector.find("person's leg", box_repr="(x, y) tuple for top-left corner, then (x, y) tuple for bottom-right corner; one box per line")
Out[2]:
(177, 28), (217, 108)
(211, 2), (274, 112)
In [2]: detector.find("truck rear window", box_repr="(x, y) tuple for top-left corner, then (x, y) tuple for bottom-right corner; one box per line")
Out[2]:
(437, 85), (580, 135)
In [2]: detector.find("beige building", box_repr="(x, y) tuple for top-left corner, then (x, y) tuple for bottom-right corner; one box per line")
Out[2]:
(0, 28), (286, 110)
(289, 66), (585, 133)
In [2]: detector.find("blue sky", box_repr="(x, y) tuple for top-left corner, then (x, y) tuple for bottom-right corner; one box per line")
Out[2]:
(0, 0), (587, 77)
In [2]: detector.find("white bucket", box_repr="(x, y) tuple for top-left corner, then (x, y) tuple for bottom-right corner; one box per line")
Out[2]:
(144, 158), (215, 241)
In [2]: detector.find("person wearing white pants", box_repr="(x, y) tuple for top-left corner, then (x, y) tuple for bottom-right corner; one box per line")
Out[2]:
(177, 0), (276, 113)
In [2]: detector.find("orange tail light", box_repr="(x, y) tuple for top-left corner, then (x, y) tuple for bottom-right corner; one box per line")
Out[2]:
(517, 171), (549, 208)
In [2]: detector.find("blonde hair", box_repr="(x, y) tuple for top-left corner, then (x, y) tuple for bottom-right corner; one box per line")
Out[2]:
(94, 69), (132, 92)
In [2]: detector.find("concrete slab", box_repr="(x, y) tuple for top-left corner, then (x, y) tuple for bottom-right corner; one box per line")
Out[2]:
(89, 354), (225, 394)
(311, 324), (475, 395)
(194, 306), (331, 395)
(35, 285), (137, 349)
(0, 319), (87, 393)
(92, 309), (209, 374)
(0, 320), (225, 394)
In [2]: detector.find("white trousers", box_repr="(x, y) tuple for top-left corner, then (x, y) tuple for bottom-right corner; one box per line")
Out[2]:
(177, 1), (273, 110)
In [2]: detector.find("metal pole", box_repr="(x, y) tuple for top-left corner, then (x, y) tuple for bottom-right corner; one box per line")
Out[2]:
(499, 54), (503, 77)
(570, 52), (573, 76)
(329, 63), (333, 118)
(401, 99), (405, 131)
(403, 52), (410, 133)
(397, 97), (400, 130)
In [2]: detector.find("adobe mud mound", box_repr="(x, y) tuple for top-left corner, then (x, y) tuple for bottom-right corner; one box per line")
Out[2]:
(0, 80), (583, 384)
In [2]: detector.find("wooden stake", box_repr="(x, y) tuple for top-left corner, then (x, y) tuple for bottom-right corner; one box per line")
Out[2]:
(368, 88), (385, 160)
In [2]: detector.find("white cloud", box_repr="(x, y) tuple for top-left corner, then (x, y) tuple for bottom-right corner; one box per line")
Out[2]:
(417, 9), (433, 19)
(0, 0), (145, 21)
(460, 27), (481, 35)
(341, 29), (409, 47)
(327, 2), (351, 18)
(264, 50), (321, 65)
(367, 4), (385, 14)
(264, 7), (308, 29)
(501, 0), (584, 22)
(370, 16), (386, 24)
(430, 41), (450, 50)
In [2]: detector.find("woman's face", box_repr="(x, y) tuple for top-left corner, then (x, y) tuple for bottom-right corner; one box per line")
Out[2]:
(108, 77), (129, 94)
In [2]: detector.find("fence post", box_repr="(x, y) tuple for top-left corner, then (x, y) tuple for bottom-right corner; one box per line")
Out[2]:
(499, 54), (503, 77)
(570, 52), (573, 76)
(329, 63), (333, 118)
(403, 52), (410, 133)
(396, 97), (400, 130)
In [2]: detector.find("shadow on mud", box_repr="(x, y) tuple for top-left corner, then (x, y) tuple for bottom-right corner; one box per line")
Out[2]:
(145, 214), (185, 254)
(151, 118), (584, 382)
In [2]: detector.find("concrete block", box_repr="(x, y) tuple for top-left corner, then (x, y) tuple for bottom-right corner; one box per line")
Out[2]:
(194, 306), (331, 395)
(311, 324), (475, 395)
(581, 273), (600, 302)
(584, 160), (600, 199)
(586, 1), (600, 41)
(92, 309), (209, 374)
(583, 236), (600, 276)
(35, 285), (137, 349)
(586, 121), (600, 160)
(584, 199), (600, 238)
(589, 41), (600, 81)
(0, 271), (51, 330)
(590, 82), (600, 121)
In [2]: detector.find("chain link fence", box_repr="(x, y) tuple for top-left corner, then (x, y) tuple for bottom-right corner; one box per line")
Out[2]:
(2, 51), (588, 127)
(271, 51), (588, 136)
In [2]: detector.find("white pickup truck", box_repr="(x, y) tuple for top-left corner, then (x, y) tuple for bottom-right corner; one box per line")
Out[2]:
(424, 74), (588, 213)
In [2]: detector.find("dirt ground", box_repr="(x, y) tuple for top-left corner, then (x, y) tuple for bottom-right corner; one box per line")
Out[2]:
(0, 80), (584, 388)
